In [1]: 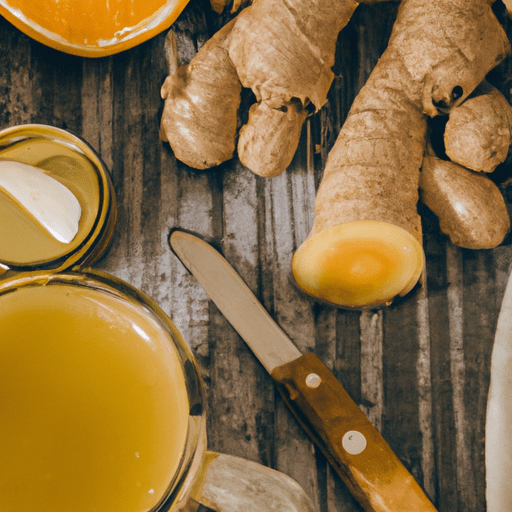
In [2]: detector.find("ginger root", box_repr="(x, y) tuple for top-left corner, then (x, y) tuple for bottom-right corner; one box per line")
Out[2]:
(160, 22), (241, 169)
(419, 156), (510, 249)
(444, 81), (512, 173)
(292, 0), (510, 309)
(161, 0), (393, 176)
(419, 79), (512, 250)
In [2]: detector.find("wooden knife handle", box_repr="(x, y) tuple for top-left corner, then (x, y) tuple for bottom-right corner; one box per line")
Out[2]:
(271, 353), (437, 512)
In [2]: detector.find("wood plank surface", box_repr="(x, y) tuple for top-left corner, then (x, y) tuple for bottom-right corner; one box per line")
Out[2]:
(2, 1), (512, 511)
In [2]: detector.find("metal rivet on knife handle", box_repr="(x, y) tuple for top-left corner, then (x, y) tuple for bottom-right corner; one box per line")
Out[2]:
(271, 353), (438, 512)
(343, 431), (367, 455)
(305, 373), (321, 388)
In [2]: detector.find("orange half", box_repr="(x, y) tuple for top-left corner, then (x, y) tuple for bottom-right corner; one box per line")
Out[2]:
(0, 0), (190, 57)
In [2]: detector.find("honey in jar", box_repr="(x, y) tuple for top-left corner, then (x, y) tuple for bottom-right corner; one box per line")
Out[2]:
(0, 277), (191, 512)
(0, 125), (203, 512)
(0, 123), (316, 512)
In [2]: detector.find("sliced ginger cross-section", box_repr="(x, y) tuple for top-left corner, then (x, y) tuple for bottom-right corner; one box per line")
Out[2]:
(292, 221), (424, 309)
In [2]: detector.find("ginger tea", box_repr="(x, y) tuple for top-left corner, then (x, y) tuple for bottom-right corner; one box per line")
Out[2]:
(0, 280), (190, 512)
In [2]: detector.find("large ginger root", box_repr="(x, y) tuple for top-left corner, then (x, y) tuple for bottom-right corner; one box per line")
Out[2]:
(444, 81), (512, 173)
(419, 156), (510, 249)
(292, 0), (510, 309)
(161, 0), (392, 176)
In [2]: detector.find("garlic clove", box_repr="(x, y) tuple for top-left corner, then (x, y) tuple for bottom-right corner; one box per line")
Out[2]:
(0, 160), (82, 244)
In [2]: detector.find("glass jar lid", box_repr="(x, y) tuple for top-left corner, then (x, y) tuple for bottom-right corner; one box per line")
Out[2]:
(0, 124), (117, 273)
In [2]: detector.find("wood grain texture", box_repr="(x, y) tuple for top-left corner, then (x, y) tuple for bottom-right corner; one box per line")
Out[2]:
(1, 1), (512, 511)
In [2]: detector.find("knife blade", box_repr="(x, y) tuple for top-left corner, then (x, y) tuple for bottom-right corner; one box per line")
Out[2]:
(169, 229), (437, 512)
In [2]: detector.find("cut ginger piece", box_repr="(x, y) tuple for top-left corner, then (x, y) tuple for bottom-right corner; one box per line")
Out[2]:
(292, 221), (424, 309)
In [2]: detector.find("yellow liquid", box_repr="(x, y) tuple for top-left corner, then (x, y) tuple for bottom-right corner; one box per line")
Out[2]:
(0, 138), (101, 266)
(0, 282), (190, 512)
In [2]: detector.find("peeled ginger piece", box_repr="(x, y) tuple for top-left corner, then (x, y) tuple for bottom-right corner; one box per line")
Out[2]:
(292, 220), (424, 309)
(486, 268), (512, 511)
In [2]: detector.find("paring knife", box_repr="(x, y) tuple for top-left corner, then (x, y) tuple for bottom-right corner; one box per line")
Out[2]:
(169, 229), (437, 512)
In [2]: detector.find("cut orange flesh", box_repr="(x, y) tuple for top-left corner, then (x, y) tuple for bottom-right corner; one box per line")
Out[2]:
(292, 220), (424, 309)
(0, 0), (190, 57)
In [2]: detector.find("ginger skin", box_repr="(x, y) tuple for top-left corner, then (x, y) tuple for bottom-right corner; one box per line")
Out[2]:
(160, 0), (393, 176)
(420, 156), (510, 249)
(236, 99), (308, 178)
(292, 0), (510, 309)
(160, 22), (241, 169)
(444, 81), (512, 173)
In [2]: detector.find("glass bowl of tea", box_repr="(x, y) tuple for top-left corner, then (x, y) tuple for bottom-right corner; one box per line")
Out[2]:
(0, 123), (315, 512)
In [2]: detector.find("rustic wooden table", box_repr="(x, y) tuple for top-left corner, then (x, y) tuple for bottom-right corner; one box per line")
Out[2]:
(2, 1), (512, 511)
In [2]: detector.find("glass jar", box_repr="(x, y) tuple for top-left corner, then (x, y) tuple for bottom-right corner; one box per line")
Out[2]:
(0, 124), (314, 512)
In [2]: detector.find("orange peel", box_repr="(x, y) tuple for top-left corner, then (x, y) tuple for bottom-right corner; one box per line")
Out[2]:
(0, 0), (190, 57)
